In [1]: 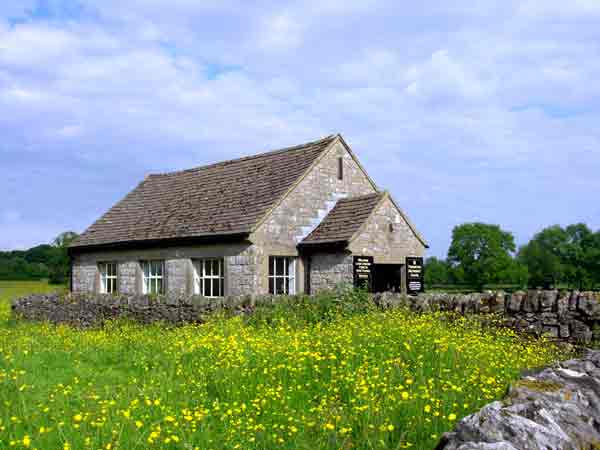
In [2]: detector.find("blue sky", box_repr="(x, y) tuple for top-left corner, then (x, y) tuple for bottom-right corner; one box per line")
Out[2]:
(1, 1), (599, 257)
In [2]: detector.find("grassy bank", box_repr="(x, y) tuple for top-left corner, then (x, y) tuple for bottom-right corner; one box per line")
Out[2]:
(0, 282), (567, 449)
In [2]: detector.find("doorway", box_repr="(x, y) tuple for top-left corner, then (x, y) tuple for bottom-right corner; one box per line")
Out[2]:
(372, 264), (403, 293)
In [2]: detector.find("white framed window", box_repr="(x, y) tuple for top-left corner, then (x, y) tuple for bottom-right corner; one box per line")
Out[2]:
(193, 258), (224, 297)
(269, 256), (296, 295)
(141, 260), (165, 295)
(99, 262), (118, 294)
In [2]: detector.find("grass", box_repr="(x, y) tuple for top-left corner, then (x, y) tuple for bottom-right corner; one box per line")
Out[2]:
(0, 281), (569, 450)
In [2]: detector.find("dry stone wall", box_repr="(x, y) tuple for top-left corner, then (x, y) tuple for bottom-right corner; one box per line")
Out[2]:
(11, 290), (600, 343)
(12, 293), (255, 327)
(374, 290), (600, 344)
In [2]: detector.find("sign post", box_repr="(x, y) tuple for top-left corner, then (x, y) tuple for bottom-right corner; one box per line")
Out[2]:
(406, 256), (424, 295)
(353, 256), (373, 292)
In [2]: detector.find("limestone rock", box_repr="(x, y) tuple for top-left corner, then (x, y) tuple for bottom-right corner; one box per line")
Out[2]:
(436, 350), (600, 450)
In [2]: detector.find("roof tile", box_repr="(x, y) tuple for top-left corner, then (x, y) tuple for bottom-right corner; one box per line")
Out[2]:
(301, 192), (384, 245)
(71, 135), (336, 248)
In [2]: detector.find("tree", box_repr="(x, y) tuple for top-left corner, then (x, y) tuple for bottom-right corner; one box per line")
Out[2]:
(48, 231), (79, 285)
(447, 223), (516, 290)
(518, 225), (568, 288)
(563, 223), (594, 289)
(52, 232), (79, 248)
(424, 257), (451, 286)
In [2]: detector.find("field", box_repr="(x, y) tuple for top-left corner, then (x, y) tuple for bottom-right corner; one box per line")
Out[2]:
(0, 281), (567, 450)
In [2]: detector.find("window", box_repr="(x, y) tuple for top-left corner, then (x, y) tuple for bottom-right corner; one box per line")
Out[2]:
(193, 259), (224, 297)
(269, 256), (296, 295)
(141, 260), (165, 295)
(337, 157), (344, 180)
(99, 262), (118, 294)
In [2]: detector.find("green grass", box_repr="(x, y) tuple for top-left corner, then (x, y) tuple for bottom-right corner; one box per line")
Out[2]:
(0, 282), (568, 450)
(0, 280), (63, 316)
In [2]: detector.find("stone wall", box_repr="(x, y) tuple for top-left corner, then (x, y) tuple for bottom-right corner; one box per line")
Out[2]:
(436, 350), (600, 450)
(12, 290), (600, 343)
(373, 290), (600, 344)
(12, 293), (254, 327)
(252, 139), (377, 251)
(71, 242), (258, 297)
(309, 252), (354, 294)
(349, 195), (426, 264)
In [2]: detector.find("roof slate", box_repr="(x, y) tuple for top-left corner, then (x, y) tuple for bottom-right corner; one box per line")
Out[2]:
(301, 192), (385, 245)
(71, 135), (337, 248)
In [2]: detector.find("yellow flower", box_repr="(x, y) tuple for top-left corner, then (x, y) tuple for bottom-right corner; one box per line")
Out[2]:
(22, 436), (31, 448)
(448, 413), (457, 421)
(135, 421), (143, 429)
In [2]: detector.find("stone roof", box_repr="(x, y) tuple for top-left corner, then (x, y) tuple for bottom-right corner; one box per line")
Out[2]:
(301, 192), (385, 245)
(71, 135), (337, 248)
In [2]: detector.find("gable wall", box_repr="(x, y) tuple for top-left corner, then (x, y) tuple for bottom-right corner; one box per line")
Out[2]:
(348, 196), (425, 264)
(251, 139), (377, 294)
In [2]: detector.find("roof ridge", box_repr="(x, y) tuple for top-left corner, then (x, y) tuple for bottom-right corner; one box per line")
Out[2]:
(149, 134), (337, 178)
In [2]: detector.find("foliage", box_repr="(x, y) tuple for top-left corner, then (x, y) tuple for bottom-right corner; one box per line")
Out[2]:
(519, 223), (600, 289)
(0, 232), (78, 283)
(0, 282), (568, 450)
(424, 257), (451, 286)
(246, 286), (373, 327)
(447, 223), (521, 290)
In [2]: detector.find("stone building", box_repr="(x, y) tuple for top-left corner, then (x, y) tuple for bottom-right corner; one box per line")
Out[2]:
(69, 134), (427, 297)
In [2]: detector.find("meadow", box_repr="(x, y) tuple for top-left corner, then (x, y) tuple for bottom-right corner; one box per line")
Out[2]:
(0, 281), (568, 450)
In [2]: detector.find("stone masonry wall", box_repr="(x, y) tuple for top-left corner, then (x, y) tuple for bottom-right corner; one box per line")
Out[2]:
(349, 195), (426, 264)
(118, 261), (138, 294)
(13, 290), (600, 343)
(309, 252), (354, 294)
(71, 258), (96, 292)
(374, 290), (600, 344)
(71, 243), (258, 297)
(252, 139), (377, 252)
(227, 245), (259, 296)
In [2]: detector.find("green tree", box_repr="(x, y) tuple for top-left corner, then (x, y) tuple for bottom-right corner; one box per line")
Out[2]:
(424, 257), (450, 286)
(48, 231), (79, 285)
(52, 232), (79, 248)
(518, 225), (568, 288)
(563, 223), (594, 289)
(447, 223), (517, 290)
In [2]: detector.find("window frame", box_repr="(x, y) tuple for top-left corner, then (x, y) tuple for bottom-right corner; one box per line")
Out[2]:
(268, 256), (296, 295)
(141, 260), (165, 295)
(193, 258), (225, 298)
(99, 262), (118, 294)
(337, 156), (344, 180)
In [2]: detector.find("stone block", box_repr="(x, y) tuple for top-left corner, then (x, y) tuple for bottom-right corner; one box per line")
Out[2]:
(507, 292), (523, 313)
(577, 292), (600, 317)
(522, 291), (540, 313)
(540, 290), (557, 310)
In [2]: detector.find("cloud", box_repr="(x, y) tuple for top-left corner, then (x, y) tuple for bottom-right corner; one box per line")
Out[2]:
(0, 1), (599, 256)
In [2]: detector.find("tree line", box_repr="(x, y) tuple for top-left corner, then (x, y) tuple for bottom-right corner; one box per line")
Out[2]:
(0, 232), (79, 284)
(425, 222), (600, 291)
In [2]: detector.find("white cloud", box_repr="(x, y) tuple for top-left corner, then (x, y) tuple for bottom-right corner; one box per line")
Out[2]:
(257, 12), (305, 52)
(1, 1), (599, 253)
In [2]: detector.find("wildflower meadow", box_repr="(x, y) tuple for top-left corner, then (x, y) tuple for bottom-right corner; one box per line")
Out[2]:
(0, 281), (568, 449)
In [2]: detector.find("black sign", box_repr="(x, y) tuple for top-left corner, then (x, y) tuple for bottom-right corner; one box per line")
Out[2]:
(353, 256), (373, 291)
(406, 256), (424, 295)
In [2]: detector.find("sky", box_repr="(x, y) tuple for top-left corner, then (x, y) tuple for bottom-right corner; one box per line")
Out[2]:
(1, 0), (599, 257)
